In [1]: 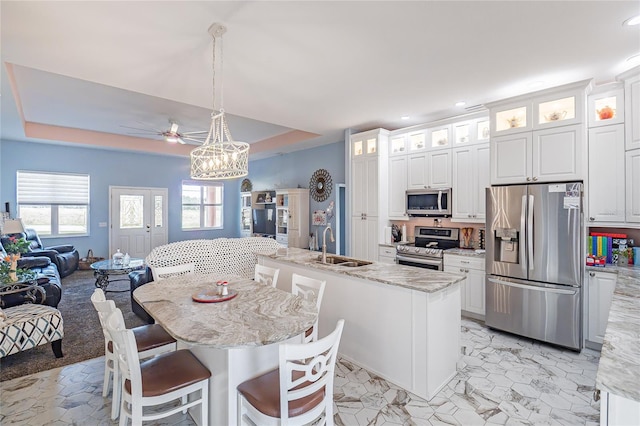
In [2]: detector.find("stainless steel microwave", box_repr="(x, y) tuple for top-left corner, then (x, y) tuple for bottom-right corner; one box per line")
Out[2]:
(406, 188), (452, 217)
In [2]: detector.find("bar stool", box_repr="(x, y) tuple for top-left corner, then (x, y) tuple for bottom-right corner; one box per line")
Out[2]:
(91, 289), (177, 420)
(254, 264), (280, 288)
(291, 273), (326, 343)
(106, 308), (211, 426)
(237, 319), (344, 426)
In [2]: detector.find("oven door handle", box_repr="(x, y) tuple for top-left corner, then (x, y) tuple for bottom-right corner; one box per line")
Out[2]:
(396, 255), (442, 267)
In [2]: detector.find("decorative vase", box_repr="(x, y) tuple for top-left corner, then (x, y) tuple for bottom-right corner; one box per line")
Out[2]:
(9, 253), (20, 282)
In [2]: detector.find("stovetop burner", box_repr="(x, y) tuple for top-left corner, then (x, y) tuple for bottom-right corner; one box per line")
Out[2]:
(396, 226), (460, 258)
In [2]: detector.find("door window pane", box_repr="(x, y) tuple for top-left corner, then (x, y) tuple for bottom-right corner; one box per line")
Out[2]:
(120, 195), (144, 229)
(154, 196), (163, 227)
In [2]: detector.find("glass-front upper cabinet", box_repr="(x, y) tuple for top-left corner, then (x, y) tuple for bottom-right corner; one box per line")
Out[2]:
(389, 134), (407, 156)
(494, 105), (529, 134)
(588, 85), (624, 127)
(477, 119), (490, 142)
(428, 125), (451, 149)
(533, 86), (586, 130)
(407, 131), (427, 152)
(454, 117), (490, 145)
(353, 136), (377, 156)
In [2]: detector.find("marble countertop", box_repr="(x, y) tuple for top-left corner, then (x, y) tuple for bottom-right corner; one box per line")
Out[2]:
(133, 273), (317, 348)
(444, 248), (486, 259)
(258, 248), (465, 293)
(594, 264), (640, 402)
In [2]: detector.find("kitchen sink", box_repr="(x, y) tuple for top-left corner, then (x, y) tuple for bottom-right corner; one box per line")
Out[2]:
(315, 255), (373, 267)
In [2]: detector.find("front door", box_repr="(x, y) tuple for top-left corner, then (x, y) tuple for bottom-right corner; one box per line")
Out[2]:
(109, 186), (168, 259)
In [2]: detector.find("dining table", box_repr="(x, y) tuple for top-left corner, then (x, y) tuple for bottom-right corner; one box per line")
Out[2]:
(133, 273), (318, 426)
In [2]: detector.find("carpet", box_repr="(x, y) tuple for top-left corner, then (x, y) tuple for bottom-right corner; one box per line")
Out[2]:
(0, 270), (146, 381)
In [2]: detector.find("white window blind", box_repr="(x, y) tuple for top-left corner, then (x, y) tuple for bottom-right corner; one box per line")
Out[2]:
(17, 171), (90, 205)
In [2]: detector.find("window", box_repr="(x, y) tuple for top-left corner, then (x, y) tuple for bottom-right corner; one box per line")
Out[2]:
(181, 181), (223, 230)
(17, 171), (90, 237)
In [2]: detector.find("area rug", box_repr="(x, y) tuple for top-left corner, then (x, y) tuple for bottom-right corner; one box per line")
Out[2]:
(0, 270), (146, 381)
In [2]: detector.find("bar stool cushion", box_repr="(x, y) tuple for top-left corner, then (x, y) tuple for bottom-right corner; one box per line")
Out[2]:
(237, 368), (325, 418)
(124, 349), (211, 397)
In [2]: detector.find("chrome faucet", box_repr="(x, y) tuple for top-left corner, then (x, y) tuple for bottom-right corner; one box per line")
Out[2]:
(322, 224), (335, 264)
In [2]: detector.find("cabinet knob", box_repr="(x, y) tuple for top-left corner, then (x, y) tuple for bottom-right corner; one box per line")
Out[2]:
(459, 268), (464, 272)
(532, 177), (538, 181)
(468, 214), (472, 218)
(465, 269), (469, 273)
(472, 214), (477, 218)
(589, 272), (595, 277)
(589, 217), (595, 221)
(593, 389), (600, 402)
(526, 177), (532, 182)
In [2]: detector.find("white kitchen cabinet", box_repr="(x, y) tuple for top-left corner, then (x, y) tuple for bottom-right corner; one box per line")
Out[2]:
(620, 66), (640, 151)
(453, 117), (490, 146)
(388, 155), (408, 220)
(588, 85), (624, 128)
(407, 149), (451, 189)
(587, 124), (626, 224)
(444, 254), (485, 319)
(587, 270), (617, 345)
(452, 143), (489, 222)
(389, 133), (407, 156)
(600, 390), (640, 426)
(351, 216), (378, 261)
(350, 129), (389, 262)
(427, 124), (451, 150)
(488, 80), (589, 185)
(490, 133), (531, 184)
(378, 245), (396, 264)
(627, 149), (640, 223)
(240, 191), (252, 237)
(490, 125), (582, 185)
(532, 124), (583, 183)
(275, 189), (309, 249)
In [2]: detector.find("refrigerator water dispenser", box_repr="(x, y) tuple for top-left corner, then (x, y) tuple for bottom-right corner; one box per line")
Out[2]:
(495, 228), (519, 264)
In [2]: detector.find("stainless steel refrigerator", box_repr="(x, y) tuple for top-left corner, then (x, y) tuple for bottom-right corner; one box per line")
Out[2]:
(485, 182), (583, 350)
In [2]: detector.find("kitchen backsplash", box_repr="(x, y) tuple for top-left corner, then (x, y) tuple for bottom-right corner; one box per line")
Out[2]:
(390, 218), (484, 247)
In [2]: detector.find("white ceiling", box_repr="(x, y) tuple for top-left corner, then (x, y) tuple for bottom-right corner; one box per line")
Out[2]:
(2, 1), (639, 161)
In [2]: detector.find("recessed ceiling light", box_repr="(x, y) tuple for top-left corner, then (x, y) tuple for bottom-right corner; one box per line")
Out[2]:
(401, 116), (410, 120)
(455, 101), (466, 107)
(623, 15), (640, 26)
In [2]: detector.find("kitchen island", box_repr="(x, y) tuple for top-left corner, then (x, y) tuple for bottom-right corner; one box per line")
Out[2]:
(258, 247), (466, 401)
(594, 265), (640, 425)
(133, 273), (317, 426)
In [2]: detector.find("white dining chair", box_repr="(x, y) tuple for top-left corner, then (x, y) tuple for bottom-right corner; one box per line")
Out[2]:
(237, 319), (345, 426)
(291, 273), (326, 343)
(254, 264), (280, 288)
(151, 263), (195, 281)
(90, 289), (177, 420)
(106, 308), (211, 426)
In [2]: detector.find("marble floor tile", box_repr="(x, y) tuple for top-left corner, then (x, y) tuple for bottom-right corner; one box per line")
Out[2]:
(0, 318), (601, 425)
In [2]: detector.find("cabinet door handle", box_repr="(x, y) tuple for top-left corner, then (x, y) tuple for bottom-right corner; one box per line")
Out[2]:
(459, 268), (465, 272)
(532, 177), (538, 181)
(526, 177), (532, 182)
(589, 217), (595, 221)
(593, 389), (600, 402)
(461, 260), (469, 264)
(589, 272), (595, 277)
(468, 214), (472, 218)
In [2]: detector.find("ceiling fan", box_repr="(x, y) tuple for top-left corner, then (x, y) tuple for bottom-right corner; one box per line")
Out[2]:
(121, 119), (207, 144)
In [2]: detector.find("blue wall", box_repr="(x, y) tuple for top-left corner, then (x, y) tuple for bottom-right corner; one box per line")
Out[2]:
(247, 140), (345, 253)
(0, 138), (347, 258)
(0, 139), (240, 258)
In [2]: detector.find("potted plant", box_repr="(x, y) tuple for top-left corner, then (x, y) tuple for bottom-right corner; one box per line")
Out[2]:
(2, 236), (30, 282)
(0, 255), (36, 284)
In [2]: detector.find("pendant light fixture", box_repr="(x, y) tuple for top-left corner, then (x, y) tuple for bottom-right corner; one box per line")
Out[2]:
(190, 23), (249, 180)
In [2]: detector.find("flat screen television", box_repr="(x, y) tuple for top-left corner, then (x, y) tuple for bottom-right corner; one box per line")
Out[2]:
(252, 207), (276, 236)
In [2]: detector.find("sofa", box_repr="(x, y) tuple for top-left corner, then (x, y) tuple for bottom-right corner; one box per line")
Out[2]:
(8, 228), (80, 278)
(129, 237), (283, 323)
(0, 243), (62, 309)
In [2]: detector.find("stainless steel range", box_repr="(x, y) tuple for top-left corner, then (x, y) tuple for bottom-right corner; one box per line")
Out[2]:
(396, 226), (460, 270)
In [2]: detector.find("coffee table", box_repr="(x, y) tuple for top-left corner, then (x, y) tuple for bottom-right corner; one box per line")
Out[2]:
(90, 258), (145, 292)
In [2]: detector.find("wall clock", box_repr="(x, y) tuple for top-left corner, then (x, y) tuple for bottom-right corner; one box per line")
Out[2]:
(309, 169), (333, 202)
(240, 178), (252, 192)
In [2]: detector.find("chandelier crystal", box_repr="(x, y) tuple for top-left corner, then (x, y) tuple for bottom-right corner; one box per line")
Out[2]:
(190, 23), (249, 180)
